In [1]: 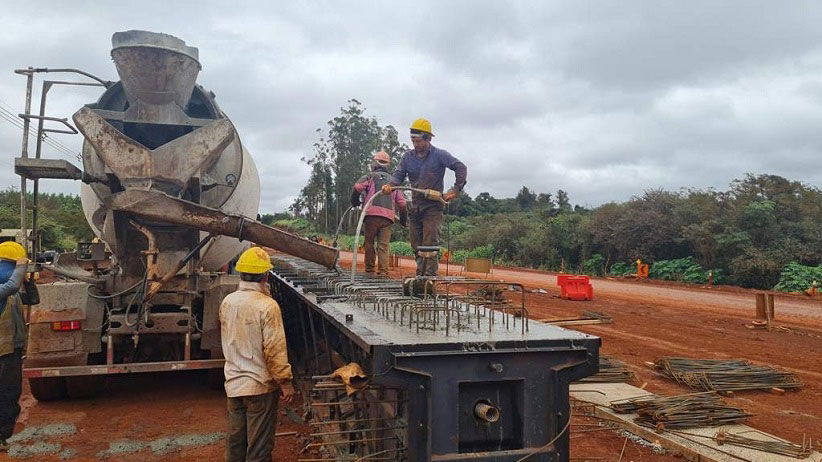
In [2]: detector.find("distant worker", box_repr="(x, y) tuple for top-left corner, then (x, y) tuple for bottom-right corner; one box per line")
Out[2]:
(351, 151), (407, 275)
(220, 247), (294, 462)
(0, 242), (28, 452)
(383, 118), (467, 276)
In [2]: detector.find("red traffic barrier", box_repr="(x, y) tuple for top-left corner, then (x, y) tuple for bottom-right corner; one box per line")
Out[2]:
(557, 275), (594, 301)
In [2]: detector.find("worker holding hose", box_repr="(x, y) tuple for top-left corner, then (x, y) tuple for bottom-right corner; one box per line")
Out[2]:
(351, 151), (407, 275)
(0, 242), (28, 452)
(220, 247), (294, 462)
(382, 118), (467, 276)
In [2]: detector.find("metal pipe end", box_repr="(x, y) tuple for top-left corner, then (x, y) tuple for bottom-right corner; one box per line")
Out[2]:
(474, 401), (500, 423)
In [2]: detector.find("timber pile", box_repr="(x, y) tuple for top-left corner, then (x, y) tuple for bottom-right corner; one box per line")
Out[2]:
(653, 357), (801, 392)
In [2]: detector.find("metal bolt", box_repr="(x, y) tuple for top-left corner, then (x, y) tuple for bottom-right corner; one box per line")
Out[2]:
(489, 363), (504, 373)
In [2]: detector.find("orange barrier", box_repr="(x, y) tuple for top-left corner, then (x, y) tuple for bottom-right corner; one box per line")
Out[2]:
(557, 274), (594, 301)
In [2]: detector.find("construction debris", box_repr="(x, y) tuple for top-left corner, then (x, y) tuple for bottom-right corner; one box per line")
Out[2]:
(610, 391), (751, 431)
(653, 357), (802, 392)
(579, 356), (637, 384)
(328, 362), (369, 395)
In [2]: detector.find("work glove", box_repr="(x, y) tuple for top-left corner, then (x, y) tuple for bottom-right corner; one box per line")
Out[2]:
(443, 189), (458, 202)
(381, 184), (393, 195)
(399, 209), (408, 227)
(350, 190), (361, 207)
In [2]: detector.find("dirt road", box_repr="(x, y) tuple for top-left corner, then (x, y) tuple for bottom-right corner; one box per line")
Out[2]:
(353, 252), (822, 322)
(3, 254), (819, 461)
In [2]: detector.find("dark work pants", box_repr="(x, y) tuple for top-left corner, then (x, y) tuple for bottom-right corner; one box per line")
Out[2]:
(363, 216), (393, 274)
(0, 348), (22, 441)
(408, 204), (444, 276)
(226, 391), (279, 462)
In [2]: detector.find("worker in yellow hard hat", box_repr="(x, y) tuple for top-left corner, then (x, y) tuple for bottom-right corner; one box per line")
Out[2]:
(0, 241), (29, 451)
(384, 118), (468, 276)
(220, 246), (294, 462)
(351, 151), (408, 275)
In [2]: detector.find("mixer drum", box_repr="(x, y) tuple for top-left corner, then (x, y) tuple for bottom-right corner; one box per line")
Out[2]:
(78, 31), (260, 271)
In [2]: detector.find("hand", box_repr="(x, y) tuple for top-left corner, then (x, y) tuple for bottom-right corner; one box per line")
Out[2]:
(350, 193), (361, 208)
(381, 184), (393, 195)
(279, 382), (295, 404)
(443, 189), (458, 202)
(16, 258), (28, 266)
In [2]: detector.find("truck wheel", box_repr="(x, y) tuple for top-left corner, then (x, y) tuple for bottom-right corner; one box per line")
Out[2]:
(29, 377), (67, 401)
(66, 376), (103, 399)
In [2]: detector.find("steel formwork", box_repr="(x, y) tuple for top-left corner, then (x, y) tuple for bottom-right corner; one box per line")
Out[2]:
(270, 256), (600, 462)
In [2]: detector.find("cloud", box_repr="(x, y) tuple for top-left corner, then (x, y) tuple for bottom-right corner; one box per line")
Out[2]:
(0, 0), (821, 217)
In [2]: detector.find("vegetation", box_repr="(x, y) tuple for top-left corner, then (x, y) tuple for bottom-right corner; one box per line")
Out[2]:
(290, 99), (408, 235)
(286, 103), (822, 291)
(773, 263), (822, 293)
(3, 109), (819, 293)
(0, 187), (93, 251)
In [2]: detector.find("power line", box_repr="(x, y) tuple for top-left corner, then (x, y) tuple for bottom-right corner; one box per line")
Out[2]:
(0, 103), (81, 161)
(0, 115), (79, 162)
(0, 99), (81, 156)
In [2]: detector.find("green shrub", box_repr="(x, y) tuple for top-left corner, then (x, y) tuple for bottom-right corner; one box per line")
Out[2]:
(649, 257), (700, 281)
(389, 241), (414, 256)
(582, 254), (606, 276)
(335, 235), (364, 250)
(608, 262), (632, 276)
(451, 244), (495, 264)
(273, 218), (314, 234)
(647, 257), (722, 285)
(773, 262), (822, 292)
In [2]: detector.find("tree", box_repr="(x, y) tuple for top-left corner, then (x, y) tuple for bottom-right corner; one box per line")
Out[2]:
(293, 100), (408, 233)
(556, 189), (571, 212)
(515, 186), (536, 211)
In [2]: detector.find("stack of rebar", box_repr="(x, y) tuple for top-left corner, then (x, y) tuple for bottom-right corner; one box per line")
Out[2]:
(653, 357), (802, 392)
(713, 429), (814, 459)
(610, 392), (751, 430)
(578, 356), (637, 384)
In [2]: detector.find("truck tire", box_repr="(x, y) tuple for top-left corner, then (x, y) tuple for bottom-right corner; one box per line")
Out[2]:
(29, 377), (67, 401)
(66, 376), (103, 399)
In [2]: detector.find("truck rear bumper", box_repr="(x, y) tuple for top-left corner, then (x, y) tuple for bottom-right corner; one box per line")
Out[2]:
(24, 359), (225, 378)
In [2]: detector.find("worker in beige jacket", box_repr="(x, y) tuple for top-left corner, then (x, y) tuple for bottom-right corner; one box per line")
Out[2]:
(220, 247), (294, 462)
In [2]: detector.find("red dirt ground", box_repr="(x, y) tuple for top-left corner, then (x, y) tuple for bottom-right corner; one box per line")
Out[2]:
(3, 253), (819, 461)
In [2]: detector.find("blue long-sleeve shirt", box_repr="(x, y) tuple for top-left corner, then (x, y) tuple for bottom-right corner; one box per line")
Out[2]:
(0, 264), (26, 353)
(389, 145), (467, 205)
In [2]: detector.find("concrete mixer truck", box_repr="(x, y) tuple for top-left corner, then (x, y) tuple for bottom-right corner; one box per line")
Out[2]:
(12, 31), (338, 400)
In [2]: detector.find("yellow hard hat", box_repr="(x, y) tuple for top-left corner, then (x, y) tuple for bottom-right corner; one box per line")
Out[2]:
(0, 241), (26, 262)
(410, 118), (433, 136)
(235, 247), (273, 274)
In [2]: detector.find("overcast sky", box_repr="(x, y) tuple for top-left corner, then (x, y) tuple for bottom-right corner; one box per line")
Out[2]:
(2, 1), (821, 212)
